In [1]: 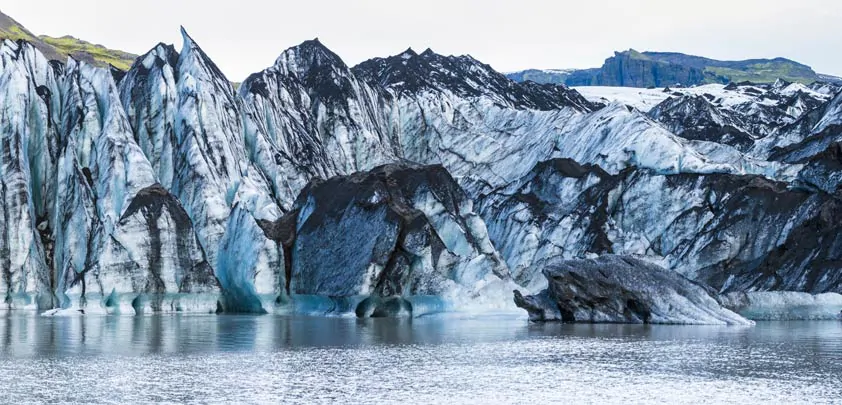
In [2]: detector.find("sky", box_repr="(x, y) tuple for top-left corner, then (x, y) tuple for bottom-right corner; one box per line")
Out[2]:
(4, 0), (842, 81)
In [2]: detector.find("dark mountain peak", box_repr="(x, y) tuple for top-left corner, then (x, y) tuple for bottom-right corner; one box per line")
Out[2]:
(295, 38), (335, 54)
(353, 47), (500, 84)
(399, 47), (417, 58)
(143, 42), (178, 64)
(352, 48), (598, 112)
(352, 48), (497, 95)
(274, 38), (349, 79)
(155, 41), (178, 56)
(240, 38), (358, 108)
(651, 93), (718, 116)
(125, 42), (179, 80)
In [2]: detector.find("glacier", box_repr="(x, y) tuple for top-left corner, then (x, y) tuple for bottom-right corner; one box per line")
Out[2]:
(479, 158), (841, 295)
(0, 39), (55, 310)
(0, 29), (839, 321)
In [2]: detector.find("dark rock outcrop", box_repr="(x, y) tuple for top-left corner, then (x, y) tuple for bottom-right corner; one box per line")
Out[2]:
(591, 50), (709, 88)
(513, 255), (751, 324)
(258, 163), (512, 317)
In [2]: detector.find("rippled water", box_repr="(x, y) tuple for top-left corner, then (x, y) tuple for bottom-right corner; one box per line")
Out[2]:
(1, 313), (840, 404)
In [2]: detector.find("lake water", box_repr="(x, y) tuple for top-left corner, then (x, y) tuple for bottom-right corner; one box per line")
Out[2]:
(0, 313), (840, 404)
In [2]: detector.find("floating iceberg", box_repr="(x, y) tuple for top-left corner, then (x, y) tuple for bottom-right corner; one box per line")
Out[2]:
(514, 255), (752, 325)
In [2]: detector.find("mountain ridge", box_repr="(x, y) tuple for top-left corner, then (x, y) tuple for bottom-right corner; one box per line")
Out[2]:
(508, 49), (842, 87)
(3, 8), (835, 86)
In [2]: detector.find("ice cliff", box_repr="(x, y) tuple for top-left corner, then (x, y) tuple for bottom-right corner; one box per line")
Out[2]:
(0, 30), (839, 319)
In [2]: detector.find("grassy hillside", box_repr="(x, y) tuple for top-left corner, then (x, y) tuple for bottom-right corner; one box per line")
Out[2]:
(39, 35), (136, 70)
(704, 63), (817, 84)
(0, 9), (136, 70)
(508, 50), (824, 87)
(643, 52), (818, 84)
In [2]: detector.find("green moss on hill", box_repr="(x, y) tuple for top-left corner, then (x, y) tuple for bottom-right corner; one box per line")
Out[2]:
(704, 62), (817, 85)
(39, 35), (136, 70)
(0, 9), (137, 70)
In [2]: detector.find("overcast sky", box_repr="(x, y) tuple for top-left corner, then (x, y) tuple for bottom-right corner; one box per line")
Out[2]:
(4, 0), (841, 81)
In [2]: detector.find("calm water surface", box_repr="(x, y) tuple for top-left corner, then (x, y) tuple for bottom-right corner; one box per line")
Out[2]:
(0, 313), (840, 404)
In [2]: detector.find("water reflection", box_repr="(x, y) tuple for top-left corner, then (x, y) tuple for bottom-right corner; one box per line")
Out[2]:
(1, 313), (840, 359)
(0, 313), (840, 403)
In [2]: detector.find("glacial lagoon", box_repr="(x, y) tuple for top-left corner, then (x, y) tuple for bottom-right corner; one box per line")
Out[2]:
(1, 313), (840, 404)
